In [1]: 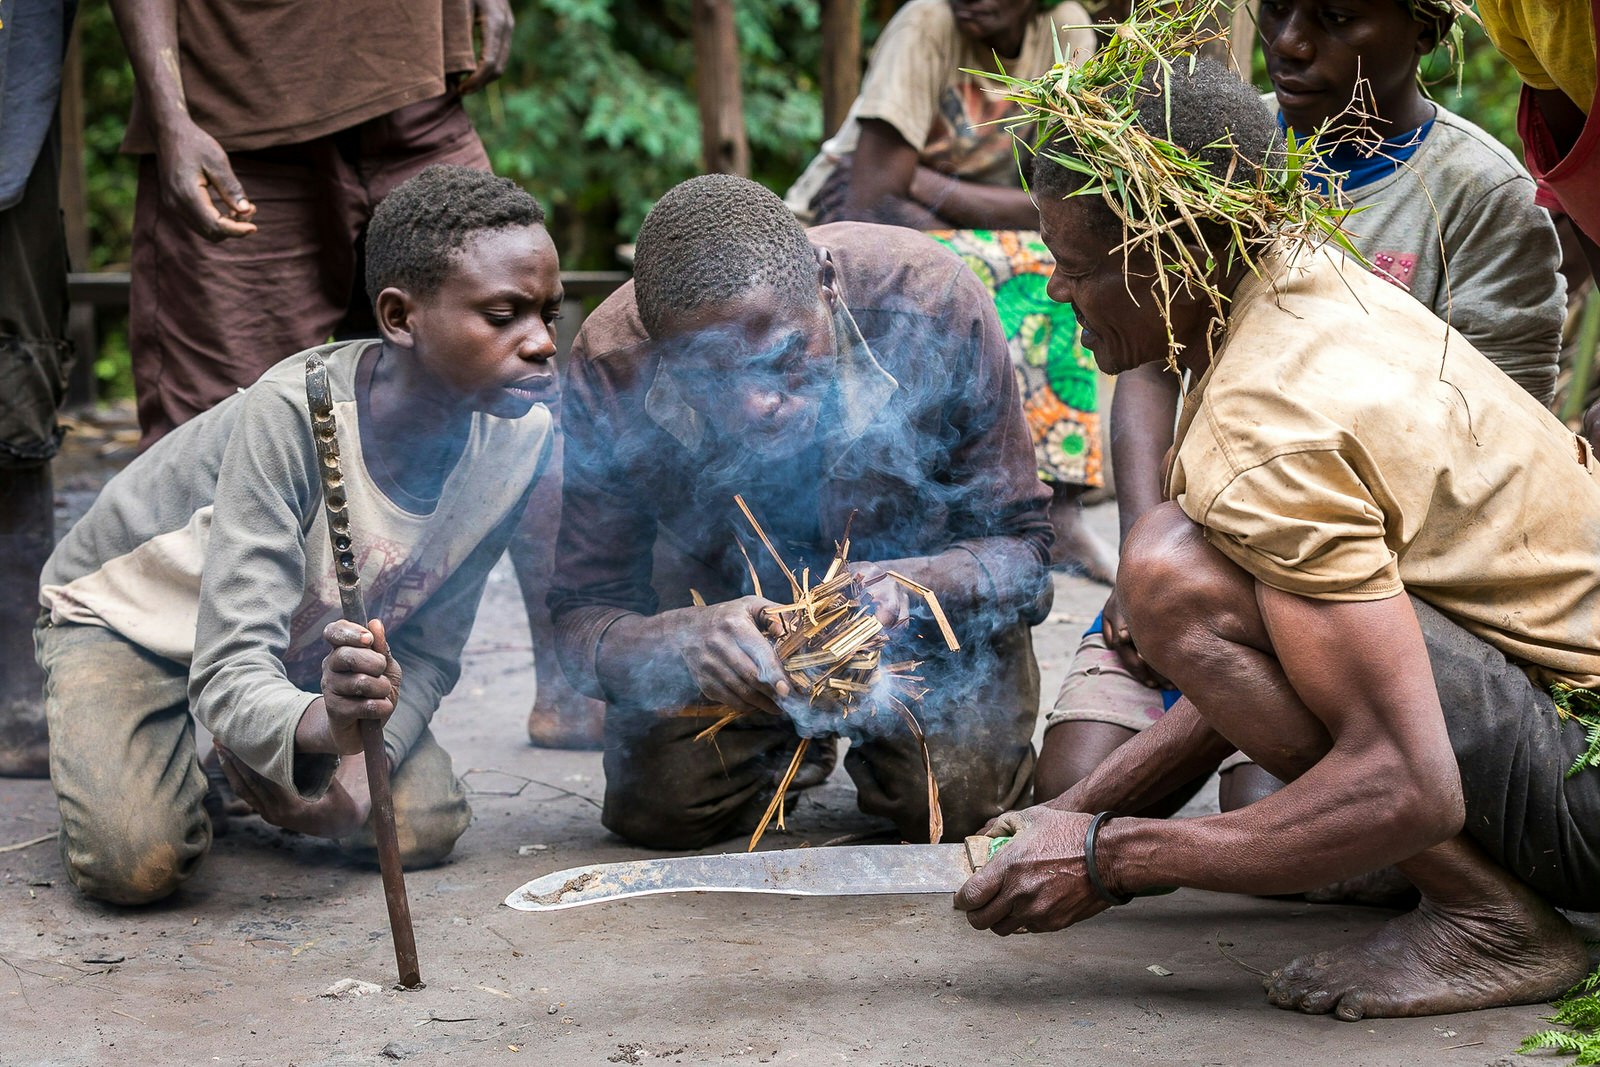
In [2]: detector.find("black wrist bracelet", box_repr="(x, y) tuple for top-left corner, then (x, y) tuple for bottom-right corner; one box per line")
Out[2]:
(1084, 810), (1133, 906)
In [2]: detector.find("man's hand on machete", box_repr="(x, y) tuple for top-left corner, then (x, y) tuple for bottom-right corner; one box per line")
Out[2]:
(318, 618), (402, 756)
(955, 806), (1114, 935)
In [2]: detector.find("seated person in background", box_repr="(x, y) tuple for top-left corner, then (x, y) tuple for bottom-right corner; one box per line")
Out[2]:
(786, 0), (1115, 581)
(1037, 0), (1568, 824)
(957, 48), (1600, 1022)
(36, 166), (560, 904)
(550, 175), (1051, 849)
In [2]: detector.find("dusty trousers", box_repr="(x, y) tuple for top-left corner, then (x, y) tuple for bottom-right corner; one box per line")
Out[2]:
(600, 622), (1038, 850)
(37, 620), (470, 905)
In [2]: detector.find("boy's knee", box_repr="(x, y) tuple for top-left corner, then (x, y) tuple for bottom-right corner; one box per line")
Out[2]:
(62, 818), (208, 906)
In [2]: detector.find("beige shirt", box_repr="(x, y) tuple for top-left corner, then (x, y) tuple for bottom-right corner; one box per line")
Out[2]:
(785, 0), (1096, 216)
(1168, 245), (1600, 689)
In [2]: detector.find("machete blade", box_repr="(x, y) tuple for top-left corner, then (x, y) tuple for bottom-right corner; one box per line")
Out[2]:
(504, 842), (980, 912)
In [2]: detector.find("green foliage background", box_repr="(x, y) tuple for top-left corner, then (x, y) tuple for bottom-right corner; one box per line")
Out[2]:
(72, 2), (1529, 392)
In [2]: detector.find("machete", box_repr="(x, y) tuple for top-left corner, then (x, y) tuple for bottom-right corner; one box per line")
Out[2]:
(505, 836), (1010, 911)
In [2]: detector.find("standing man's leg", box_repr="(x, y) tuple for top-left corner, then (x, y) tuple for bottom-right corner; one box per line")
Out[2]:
(510, 405), (606, 749)
(0, 122), (72, 777)
(128, 142), (354, 447)
(40, 622), (211, 904)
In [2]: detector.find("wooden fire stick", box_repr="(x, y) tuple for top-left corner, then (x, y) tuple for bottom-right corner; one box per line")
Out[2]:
(305, 354), (422, 989)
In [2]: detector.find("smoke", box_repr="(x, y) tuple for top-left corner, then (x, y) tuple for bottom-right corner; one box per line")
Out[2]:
(553, 283), (1053, 748)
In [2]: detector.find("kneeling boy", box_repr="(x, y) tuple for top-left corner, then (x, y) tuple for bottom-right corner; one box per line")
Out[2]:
(36, 165), (560, 904)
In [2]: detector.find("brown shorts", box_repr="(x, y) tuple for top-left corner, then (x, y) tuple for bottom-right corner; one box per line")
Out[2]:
(129, 94), (490, 447)
(0, 121), (72, 469)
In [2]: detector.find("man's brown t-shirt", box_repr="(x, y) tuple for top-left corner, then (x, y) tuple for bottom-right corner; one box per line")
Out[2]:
(122, 0), (477, 153)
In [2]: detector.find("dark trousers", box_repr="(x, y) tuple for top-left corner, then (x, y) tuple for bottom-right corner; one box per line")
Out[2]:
(0, 119), (72, 468)
(1419, 596), (1600, 910)
(600, 623), (1039, 850)
(129, 94), (489, 447)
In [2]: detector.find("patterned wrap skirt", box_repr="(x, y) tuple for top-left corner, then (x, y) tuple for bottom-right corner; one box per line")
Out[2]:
(927, 228), (1102, 489)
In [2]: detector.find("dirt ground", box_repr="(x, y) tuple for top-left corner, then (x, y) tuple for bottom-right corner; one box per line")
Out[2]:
(2, 414), (1594, 1066)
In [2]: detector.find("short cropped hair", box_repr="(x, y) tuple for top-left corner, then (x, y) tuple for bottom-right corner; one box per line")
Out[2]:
(1031, 57), (1281, 247)
(365, 165), (546, 303)
(632, 174), (819, 338)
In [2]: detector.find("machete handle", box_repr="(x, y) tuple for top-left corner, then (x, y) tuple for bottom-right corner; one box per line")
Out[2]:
(964, 835), (1011, 871)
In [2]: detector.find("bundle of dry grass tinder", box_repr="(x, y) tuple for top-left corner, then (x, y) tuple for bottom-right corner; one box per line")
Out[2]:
(681, 495), (959, 850)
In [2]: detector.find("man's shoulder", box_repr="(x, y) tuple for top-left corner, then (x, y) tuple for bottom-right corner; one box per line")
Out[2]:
(810, 221), (978, 319)
(1209, 250), (1458, 440)
(1411, 107), (1531, 189)
(568, 280), (655, 381)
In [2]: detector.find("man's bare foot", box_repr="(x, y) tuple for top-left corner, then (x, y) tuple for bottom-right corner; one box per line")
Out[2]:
(0, 695), (49, 778)
(1265, 889), (1589, 1019)
(1303, 866), (1421, 910)
(527, 700), (604, 750)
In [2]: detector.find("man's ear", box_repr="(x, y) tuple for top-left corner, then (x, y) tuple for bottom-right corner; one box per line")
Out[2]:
(1416, 13), (1448, 56)
(375, 287), (417, 349)
(816, 247), (839, 309)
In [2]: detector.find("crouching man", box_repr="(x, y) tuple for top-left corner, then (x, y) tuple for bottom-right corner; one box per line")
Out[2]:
(549, 175), (1052, 848)
(956, 49), (1600, 1018)
(37, 166), (561, 903)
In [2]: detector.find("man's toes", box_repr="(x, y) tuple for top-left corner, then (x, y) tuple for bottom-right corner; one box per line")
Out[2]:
(1298, 987), (1339, 1015)
(1334, 992), (1371, 1021)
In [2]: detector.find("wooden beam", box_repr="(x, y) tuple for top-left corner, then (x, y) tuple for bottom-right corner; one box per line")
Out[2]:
(820, 0), (862, 140)
(57, 18), (97, 409)
(691, 0), (749, 176)
(1227, 0), (1261, 76)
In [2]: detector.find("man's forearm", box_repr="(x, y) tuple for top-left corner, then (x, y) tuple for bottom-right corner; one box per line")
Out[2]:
(1051, 698), (1233, 815)
(909, 171), (1040, 230)
(876, 535), (1048, 634)
(838, 190), (945, 230)
(590, 608), (702, 709)
(109, 0), (191, 130)
(1100, 736), (1463, 897)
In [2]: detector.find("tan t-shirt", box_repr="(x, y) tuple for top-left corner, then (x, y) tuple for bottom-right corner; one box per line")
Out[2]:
(1168, 245), (1600, 689)
(785, 0), (1096, 215)
(122, 0), (478, 153)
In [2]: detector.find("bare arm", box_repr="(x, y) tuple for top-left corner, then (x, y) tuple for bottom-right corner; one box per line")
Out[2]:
(1098, 362), (1182, 687)
(1533, 88), (1600, 447)
(1109, 362), (1180, 544)
(836, 120), (945, 229)
(957, 592), (1466, 934)
(109, 0), (256, 240)
(907, 167), (1041, 230)
(456, 0), (514, 93)
(1105, 591), (1464, 894)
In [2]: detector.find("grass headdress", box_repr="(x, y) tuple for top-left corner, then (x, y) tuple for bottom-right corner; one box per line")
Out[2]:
(983, 1), (1362, 360)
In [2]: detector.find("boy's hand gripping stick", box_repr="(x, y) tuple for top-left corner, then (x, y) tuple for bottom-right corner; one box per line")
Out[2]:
(305, 353), (422, 989)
